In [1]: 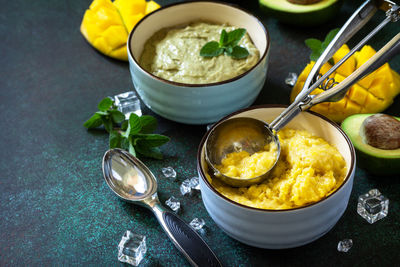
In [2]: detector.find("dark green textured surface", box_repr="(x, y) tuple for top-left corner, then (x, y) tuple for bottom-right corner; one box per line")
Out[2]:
(1, 0), (399, 266)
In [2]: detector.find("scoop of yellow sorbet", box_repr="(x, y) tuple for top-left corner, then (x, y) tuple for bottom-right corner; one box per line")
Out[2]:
(217, 142), (278, 179)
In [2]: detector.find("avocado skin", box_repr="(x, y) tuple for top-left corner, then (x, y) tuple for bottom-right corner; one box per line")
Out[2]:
(259, 0), (343, 27)
(356, 148), (400, 176)
(341, 114), (400, 176)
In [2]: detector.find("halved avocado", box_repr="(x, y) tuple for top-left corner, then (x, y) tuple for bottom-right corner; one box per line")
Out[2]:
(342, 114), (400, 176)
(259, 0), (343, 26)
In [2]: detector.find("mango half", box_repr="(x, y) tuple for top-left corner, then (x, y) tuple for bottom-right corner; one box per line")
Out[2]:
(80, 0), (160, 61)
(290, 45), (400, 122)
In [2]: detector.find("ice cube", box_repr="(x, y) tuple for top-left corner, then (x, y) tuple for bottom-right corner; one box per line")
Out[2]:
(180, 179), (192, 196)
(285, 72), (298, 87)
(180, 177), (201, 195)
(114, 91), (142, 119)
(161, 167), (177, 179)
(189, 176), (200, 190)
(357, 189), (389, 224)
(165, 196), (181, 212)
(337, 239), (353, 252)
(118, 230), (146, 266)
(190, 218), (205, 231)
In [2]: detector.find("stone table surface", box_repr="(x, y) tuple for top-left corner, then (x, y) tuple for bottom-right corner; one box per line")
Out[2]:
(1, 0), (399, 266)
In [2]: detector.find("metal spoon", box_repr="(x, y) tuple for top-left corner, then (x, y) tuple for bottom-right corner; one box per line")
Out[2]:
(206, 32), (400, 187)
(102, 148), (222, 267)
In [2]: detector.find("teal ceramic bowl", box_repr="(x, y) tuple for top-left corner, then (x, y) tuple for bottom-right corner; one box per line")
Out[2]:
(127, 1), (270, 124)
(197, 106), (356, 248)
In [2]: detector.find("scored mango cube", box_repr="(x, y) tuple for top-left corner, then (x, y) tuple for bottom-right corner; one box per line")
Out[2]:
(310, 102), (329, 113)
(329, 97), (347, 112)
(344, 99), (362, 114)
(355, 45), (376, 69)
(114, 0), (146, 32)
(320, 62), (334, 79)
(361, 93), (385, 113)
(332, 44), (356, 77)
(348, 84), (368, 106)
(101, 25), (128, 48)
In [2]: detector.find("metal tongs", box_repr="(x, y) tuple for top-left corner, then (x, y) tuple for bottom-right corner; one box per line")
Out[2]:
(270, 0), (400, 131)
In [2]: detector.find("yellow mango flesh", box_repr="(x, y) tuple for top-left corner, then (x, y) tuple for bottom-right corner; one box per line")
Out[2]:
(80, 0), (161, 61)
(291, 44), (400, 122)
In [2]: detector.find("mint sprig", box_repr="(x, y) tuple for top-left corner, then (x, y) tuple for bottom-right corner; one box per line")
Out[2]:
(84, 97), (170, 159)
(305, 28), (339, 65)
(200, 28), (249, 59)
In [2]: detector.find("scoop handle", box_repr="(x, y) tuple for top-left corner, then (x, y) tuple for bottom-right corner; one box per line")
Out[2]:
(152, 203), (222, 267)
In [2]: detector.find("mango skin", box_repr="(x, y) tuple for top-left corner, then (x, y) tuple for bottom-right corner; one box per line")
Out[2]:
(341, 114), (400, 176)
(291, 44), (400, 122)
(80, 0), (161, 61)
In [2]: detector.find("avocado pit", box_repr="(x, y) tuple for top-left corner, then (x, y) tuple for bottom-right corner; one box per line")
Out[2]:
(360, 114), (400, 150)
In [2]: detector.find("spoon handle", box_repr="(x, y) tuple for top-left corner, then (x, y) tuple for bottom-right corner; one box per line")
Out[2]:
(152, 204), (222, 267)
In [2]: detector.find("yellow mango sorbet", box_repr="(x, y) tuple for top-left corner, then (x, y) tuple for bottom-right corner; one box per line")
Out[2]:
(216, 142), (278, 179)
(208, 128), (347, 210)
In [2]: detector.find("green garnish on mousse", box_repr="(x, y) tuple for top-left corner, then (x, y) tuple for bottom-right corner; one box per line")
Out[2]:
(84, 97), (170, 159)
(305, 28), (339, 64)
(200, 28), (250, 59)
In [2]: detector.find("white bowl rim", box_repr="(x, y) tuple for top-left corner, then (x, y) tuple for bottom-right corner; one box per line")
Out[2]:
(197, 104), (356, 212)
(127, 1), (270, 87)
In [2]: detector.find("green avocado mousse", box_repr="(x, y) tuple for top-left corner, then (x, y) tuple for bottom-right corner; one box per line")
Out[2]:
(259, 0), (343, 26)
(342, 113), (400, 176)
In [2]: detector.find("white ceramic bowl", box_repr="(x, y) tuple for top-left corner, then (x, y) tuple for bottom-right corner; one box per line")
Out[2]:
(127, 1), (269, 124)
(197, 106), (356, 249)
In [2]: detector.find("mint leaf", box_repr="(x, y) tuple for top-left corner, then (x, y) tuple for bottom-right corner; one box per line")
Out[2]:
(227, 28), (246, 47)
(310, 50), (321, 62)
(305, 28), (339, 63)
(136, 145), (163, 160)
(95, 111), (109, 116)
(121, 120), (128, 131)
(128, 139), (136, 156)
(225, 46), (233, 55)
(305, 38), (322, 52)
(109, 131), (121, 149)
(83, 113), (103, 129)
(121, 138), (130, 150)
(200, 41), (223, 57)
(98, 97), (113, 112)
(219, 29), (228, 46)
(139, 115), (157, 134)
(134, 134), (170, 147)
(230, 46), (249, 59)
(110, 110), (125, 123)
(84, 96), (169, 160)
(101, 116), (113, 133)
(125, 113), (141, 137)
(200, 28), (249, 59)
(322, 28), (340, 49)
